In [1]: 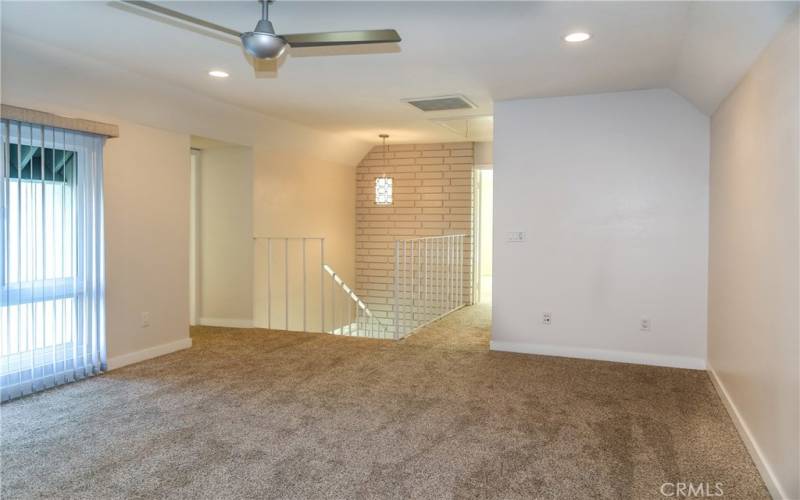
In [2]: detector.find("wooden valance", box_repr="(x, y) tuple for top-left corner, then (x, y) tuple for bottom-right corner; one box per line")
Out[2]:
(1, 104), (119, 138)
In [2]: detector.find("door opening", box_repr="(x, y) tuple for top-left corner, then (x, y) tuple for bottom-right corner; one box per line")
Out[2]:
(474, 168), (493, 304)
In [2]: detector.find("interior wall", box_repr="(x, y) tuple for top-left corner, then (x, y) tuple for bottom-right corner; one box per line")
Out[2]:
(103, 121), (191, 365)
(196, 145), (254, 326)
(493, 88), (709, 369)
(707, 13), (799, 500)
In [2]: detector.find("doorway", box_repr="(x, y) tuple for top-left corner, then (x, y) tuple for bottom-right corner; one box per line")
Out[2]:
(476, 168), (493, 304)
(189, 136), (255, 329)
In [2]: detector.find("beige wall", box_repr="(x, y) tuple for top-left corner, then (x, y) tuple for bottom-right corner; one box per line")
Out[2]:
(101, 120), (191, 364)
(708, 13), (799, 500)
(196, 146), (254, 325)
(355, 143), (474, 320)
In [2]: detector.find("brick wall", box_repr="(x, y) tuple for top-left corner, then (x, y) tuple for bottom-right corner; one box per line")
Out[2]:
(355, 142), (474, 321)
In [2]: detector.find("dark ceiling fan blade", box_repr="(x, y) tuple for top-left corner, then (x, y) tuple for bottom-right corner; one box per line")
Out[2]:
(280, 29), (401, 48)
(121, 1), (241, 38)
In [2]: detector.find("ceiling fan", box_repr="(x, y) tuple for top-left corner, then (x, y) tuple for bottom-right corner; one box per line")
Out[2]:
(122, 0), (401, 60)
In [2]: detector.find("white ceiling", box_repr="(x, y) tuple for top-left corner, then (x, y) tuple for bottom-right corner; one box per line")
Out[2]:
(1, 1), (797, 143)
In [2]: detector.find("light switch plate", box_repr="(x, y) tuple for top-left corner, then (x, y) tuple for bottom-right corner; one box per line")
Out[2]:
(507, 231), (527, 242)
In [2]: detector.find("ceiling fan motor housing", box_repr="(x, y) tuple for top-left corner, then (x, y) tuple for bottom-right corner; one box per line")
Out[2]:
(241, 19), (287, 59)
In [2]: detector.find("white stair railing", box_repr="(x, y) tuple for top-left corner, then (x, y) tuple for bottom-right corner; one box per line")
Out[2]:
(254, 237), (390, 339)
(392, 234), (468, 339)
(323, 265), (392, 339)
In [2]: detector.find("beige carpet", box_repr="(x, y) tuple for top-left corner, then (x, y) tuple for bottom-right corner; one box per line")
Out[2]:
(1, 307), (767, 499)
(401, 302), (491, 351)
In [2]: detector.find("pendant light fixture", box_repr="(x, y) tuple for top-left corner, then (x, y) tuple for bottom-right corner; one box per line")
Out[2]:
(375, 134), (393, 205)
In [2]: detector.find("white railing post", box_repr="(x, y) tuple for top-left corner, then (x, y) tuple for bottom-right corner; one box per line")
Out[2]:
(450, 235), (454, 311)
(320, 239), (325, 333)
(459, 234), (464, 307)
(434, 237), (438, 317)
(302, 237), (306, 332)
(284, 238), (289, 330)
(423, 239), (428, 324)
(267, 238), (272, 329)
(410, 240), (415, 329)
(402, 239), (407, 336)
(441, 236), (446, 314)
(451, 234), (456, 310)
(393, 240), (400, 340)
(446, 235), (450, 312)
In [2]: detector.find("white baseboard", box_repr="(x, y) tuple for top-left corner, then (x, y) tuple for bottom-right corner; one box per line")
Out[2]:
(707, 363), (786, 500)
(489, 340), (706, 370)
(197, 317), (253, 328)
(107, 337), (193, 370)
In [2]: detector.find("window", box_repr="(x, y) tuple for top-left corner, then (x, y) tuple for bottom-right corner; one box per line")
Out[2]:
(1, 121), (106, 401)
(2, 142), (76, 356)
(375, 176), (393, 205)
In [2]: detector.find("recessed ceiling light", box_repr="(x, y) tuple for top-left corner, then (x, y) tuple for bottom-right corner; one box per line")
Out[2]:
(564, 32), (591, 43)
(208, 70), (229, 78)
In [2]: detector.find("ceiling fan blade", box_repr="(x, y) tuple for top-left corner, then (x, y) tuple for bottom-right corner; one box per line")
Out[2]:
(280, 29), (401, 48)
(121, 1), (241, 38)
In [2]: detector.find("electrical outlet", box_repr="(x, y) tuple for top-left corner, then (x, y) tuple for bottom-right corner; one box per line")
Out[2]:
(542, 312), (552, 325)
(141, 312), (150, 328)
(640, 317), (651, 332)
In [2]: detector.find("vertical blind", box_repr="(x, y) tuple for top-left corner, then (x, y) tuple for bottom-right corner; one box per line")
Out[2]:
(0, 120), (106, 401)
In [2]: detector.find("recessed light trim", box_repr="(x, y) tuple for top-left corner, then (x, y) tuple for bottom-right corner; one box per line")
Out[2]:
(564, 32), (591, 43)
(208, 70), (229, 78)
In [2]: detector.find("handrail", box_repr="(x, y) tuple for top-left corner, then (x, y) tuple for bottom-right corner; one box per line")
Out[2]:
(253, 236), (325, 240)
(323, 264), (392, 338)
(323, 265), (370, 315)
(393, 234), (468, 339)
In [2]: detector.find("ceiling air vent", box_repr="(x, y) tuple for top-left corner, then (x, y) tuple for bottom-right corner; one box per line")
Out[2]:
(405, 95), (476, 112)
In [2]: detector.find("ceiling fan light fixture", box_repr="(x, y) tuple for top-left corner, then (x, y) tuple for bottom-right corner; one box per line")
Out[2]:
(241, 17), (286, 59)
(241, 31), (287, 59)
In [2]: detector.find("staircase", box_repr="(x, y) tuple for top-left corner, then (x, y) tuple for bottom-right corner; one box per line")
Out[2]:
(255, 234), (467, 340)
